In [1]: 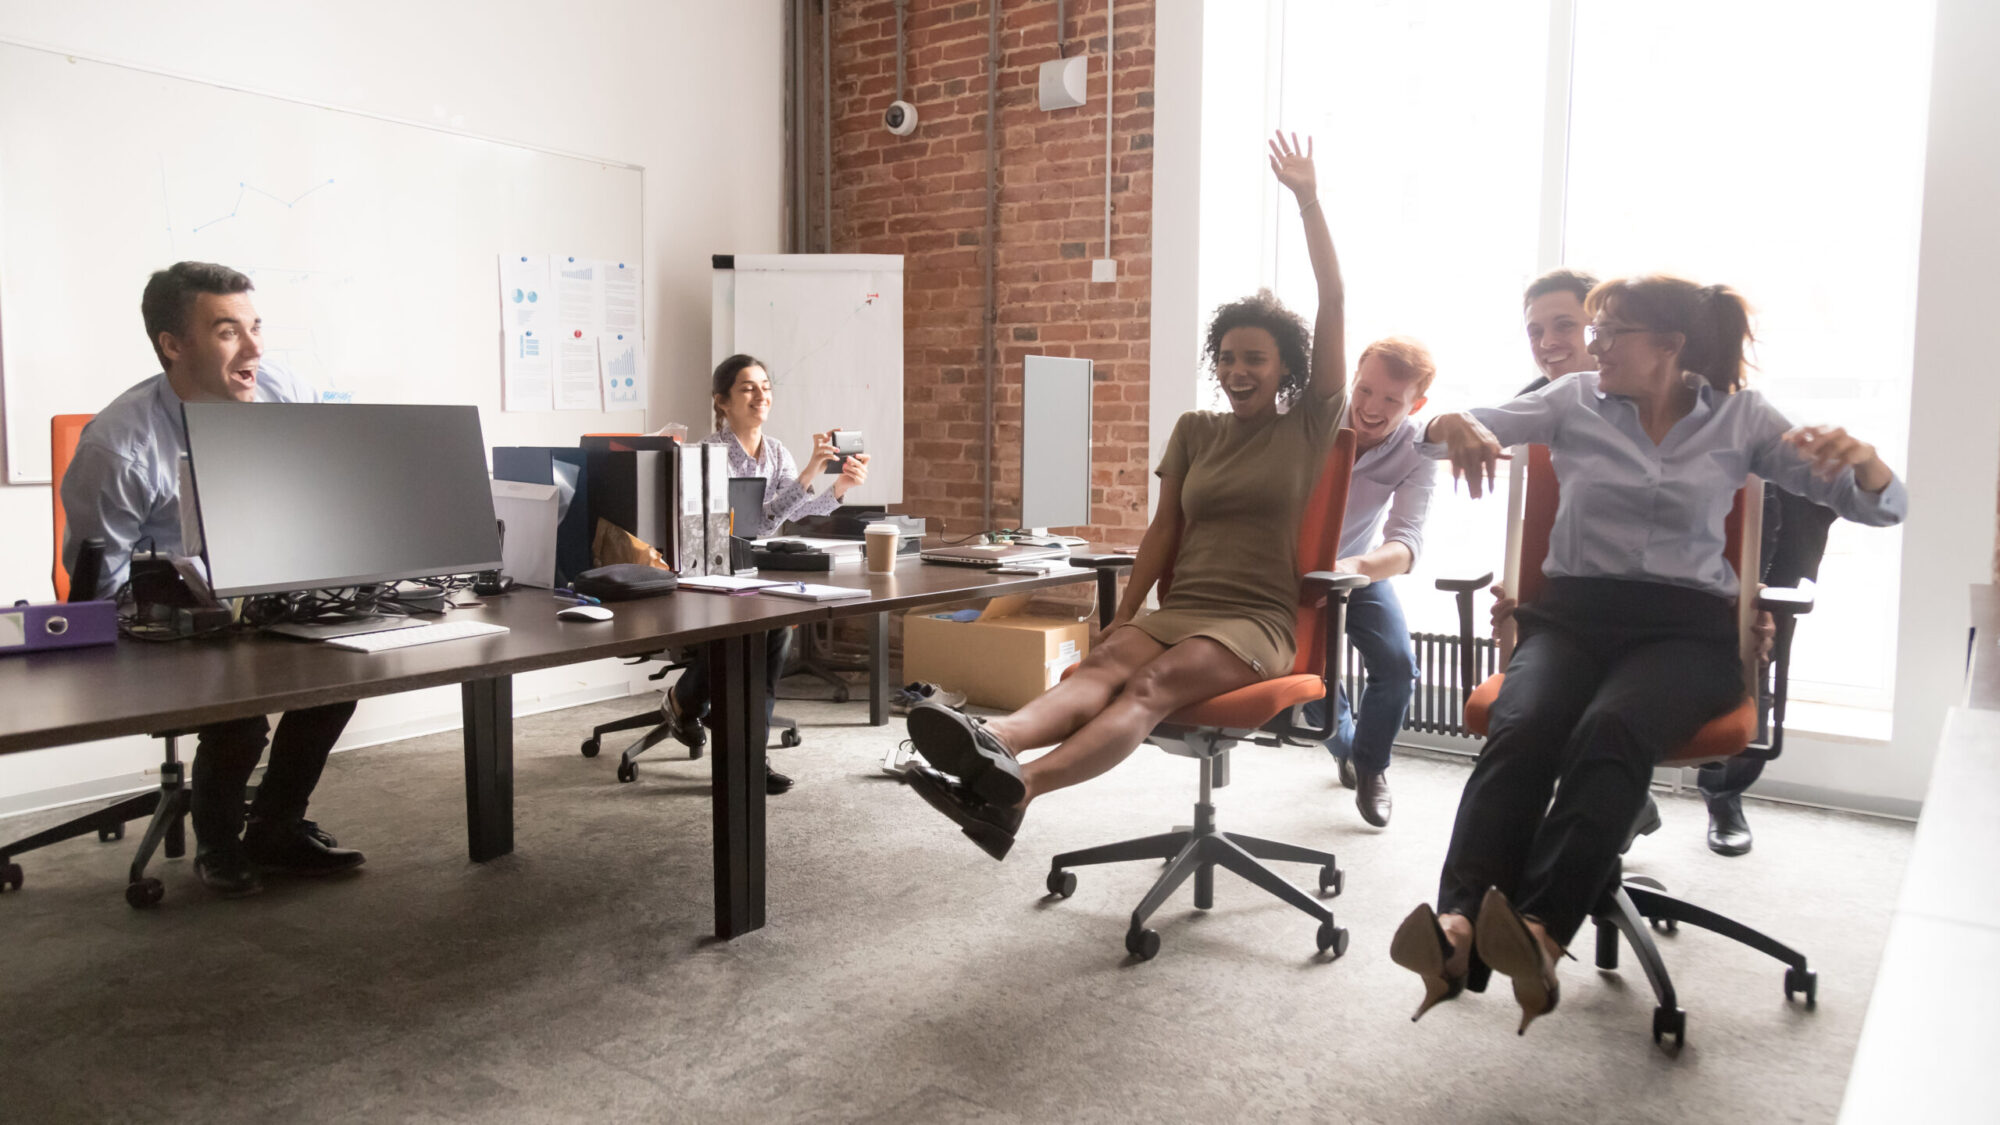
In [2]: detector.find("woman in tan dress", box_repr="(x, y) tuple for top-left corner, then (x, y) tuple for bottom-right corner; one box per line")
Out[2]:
(905, 133), (1348, 859)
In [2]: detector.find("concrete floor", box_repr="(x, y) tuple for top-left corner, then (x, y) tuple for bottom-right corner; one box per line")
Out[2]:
(0, 691), (1911, 1123)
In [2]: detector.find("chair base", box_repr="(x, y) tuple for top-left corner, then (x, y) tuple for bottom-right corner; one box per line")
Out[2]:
(1587, 860), (1816, 1049)
(1046, 752), (1346, 961)
(583, 701), (802, 785)
(0, 733), (193, 909)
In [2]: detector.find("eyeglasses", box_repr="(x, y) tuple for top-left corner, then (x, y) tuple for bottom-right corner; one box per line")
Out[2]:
(1585, 323), (1651, 348)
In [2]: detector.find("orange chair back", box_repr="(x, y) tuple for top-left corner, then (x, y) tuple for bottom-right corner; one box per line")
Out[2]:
(49, 413), (94, 601)
(1291, 429), (1359, 677)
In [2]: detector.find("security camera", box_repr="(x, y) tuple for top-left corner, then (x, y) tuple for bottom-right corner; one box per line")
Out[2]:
(884, 100), (918, 137)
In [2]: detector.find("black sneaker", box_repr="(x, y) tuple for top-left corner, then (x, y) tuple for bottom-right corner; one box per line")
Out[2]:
(906, 700), (1023, 808)
(242, 818), (366, 876)
(904, 765), (1023, 860)
(194, 842), (264, 897)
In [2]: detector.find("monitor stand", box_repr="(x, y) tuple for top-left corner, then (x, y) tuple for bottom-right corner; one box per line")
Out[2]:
(265, 615), (425, 642)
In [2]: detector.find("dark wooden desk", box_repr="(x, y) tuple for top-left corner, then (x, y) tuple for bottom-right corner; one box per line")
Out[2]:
(0, 558), (1106, 938)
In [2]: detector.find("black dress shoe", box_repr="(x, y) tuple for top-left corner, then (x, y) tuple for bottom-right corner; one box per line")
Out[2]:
(195, 843), (264, 897)
(766, 762), (794, 795)
(1619, 794), (1663, 855)
(904, 765), (1023, 860)
(1356, 770), (1392, 827)
(1335, 755), (1358, 791)
(906, 701), (1024, 808)
(242, 818), (366, 876)
(664, 692), (707, 754)
(1706, 794), (1753, 856)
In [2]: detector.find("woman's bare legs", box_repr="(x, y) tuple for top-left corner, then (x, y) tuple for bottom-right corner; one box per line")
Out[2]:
(981, 626), (1165, 754)
(1019, 638), (1260, 801)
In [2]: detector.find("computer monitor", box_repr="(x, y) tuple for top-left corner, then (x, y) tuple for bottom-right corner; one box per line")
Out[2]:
(1020, 354), (1093, 534)
(729, 476), (769, 538)
(183, 402), (502, 598)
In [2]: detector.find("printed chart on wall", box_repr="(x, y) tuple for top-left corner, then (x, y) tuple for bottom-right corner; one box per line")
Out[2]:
(712, 255), (904, 506)
(0, 39), (645, 483)
(499, 254), (645, 412)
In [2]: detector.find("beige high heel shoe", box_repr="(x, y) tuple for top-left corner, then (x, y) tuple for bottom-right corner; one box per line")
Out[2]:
(1474, 887), (1560, 1035)
(1389, 903), (1469, 1022)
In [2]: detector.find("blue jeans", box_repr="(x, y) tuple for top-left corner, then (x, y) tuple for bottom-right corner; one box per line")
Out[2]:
(1301, 581), (1416, 774)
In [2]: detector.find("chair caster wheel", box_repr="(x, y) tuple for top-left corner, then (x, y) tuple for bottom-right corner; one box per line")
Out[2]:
(689, 744), (705, 760)
(580, 738), (601, 759)
(1651, 917), (1678, 935)
(832, 686), (850, 704)
(1792, 960), (1824, 1000)
(1317, 922), (1349, 958)
(98, 823), (126, 842)
(616, 761), (638, 784)
(1318, 865), (1344, 897)
(780, 730), (801, 748)
(1047, 870), (1076, 898)
(1652, 1006), (1686, 1047)
(125, 878), (164, 909)
(1, 862), (22, 893)
(1126, 927), (1160, 961)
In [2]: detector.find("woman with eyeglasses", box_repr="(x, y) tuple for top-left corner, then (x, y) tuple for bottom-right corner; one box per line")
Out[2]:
(1392, 275), (1906, 1034)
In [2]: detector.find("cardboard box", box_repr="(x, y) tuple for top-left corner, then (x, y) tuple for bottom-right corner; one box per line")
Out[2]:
(902, 595), (1090, 711)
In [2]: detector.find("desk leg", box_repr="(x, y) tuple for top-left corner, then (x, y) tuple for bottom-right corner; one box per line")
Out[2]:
(708, 632), (768, 938)
(461, 676), (514, 862)
(868, 611), (890, 727)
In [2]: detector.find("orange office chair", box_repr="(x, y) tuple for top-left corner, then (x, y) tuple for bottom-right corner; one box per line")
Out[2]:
(0, 414), (199, 908)
(48, 413), (93, 601)
(1056, 430), (1369, 961)
(1437, 445), (1817, 1047)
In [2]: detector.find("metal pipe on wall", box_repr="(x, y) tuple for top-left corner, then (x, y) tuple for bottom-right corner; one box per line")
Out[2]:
(896, 0), (908, 101)
(822, 0), (833, 252)
(982, 0), (999, 529)
(1103, 0), (1114, 256)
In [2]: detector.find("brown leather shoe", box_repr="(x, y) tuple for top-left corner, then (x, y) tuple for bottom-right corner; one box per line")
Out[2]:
(1356, 770), (1392, 827)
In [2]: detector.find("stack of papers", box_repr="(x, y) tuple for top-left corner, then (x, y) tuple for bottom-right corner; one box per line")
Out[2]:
(680, 575), (787, 595)
(758, 582), (870, 602)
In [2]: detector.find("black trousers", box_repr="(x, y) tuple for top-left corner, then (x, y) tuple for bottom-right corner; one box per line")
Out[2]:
(189, 702), (357, 847)
(670, 626), (793, 729)
(1697, 754), (1763, 804)
(1437, 579), (1742, 944)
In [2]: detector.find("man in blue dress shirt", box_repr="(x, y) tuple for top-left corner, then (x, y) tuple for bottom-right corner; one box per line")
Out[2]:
(62, 262), (365, 896)
(1301, 338), (1440, 828)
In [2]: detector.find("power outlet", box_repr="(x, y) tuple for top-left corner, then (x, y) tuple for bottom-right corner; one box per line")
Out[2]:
(1091, 258), (1117, 284)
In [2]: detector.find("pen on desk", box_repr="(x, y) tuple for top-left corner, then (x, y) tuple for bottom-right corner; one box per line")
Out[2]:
(553, 589), (601, 605)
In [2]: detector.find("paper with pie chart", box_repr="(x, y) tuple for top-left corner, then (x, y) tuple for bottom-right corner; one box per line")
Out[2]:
(498, 253), (553, 411)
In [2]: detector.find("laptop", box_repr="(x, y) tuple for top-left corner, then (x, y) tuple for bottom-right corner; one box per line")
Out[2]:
(918, 541), (1071, 567)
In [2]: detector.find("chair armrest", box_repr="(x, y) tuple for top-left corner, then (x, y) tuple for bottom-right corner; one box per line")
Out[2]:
(1434, 572), (1495, 594)
(1304, 571), (1371, 594)
(1067, 553), (1135, 569)
(1757, 581), (1815, 617)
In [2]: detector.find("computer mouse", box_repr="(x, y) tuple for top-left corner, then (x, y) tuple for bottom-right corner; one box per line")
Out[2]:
(557, 604), (614, 622)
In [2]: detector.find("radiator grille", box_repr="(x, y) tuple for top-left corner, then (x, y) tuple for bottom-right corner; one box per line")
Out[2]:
(1342, 631), (1501, 739)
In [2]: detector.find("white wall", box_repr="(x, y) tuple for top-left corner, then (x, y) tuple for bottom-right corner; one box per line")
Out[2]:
(1762, 0), (2000, 814)
(1150, 0), (2000, 815)
(0, 0), (788, 810)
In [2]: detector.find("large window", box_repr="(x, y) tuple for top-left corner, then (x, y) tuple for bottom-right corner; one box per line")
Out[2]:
(1252, 0), (1933, 721)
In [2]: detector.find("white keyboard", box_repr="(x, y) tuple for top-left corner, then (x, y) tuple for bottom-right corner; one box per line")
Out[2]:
(325, 620), (510, 653)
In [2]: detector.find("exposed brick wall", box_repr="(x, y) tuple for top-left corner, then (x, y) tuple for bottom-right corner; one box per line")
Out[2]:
(827, 0), (1155, 546)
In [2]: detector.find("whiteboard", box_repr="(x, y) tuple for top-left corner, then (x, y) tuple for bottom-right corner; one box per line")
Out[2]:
(712, 254), (903, 505)
(0, 39), (646, 483)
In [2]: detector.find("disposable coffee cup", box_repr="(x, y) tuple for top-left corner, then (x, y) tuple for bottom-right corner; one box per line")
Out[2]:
(864, 522), (900, 573)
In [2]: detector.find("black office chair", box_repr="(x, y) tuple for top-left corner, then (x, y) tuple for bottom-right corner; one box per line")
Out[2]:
(580, 645), (802, 783)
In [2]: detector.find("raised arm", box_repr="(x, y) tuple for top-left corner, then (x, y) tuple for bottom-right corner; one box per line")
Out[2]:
(1269, 132), (1344, 403)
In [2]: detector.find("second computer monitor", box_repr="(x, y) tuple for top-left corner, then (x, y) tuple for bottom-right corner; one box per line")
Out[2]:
(183, 402), (502, 598)
(1021, 355), (1093, 530)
